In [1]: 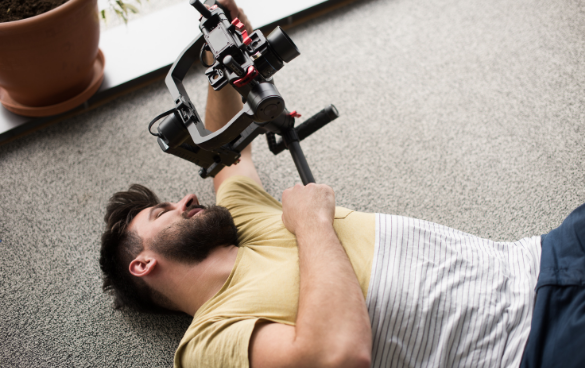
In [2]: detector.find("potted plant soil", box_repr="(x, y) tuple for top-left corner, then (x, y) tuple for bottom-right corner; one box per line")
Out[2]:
(0, 0), (103, 117)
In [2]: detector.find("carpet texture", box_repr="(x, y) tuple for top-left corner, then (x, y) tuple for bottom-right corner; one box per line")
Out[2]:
(1, 0), (584, 366)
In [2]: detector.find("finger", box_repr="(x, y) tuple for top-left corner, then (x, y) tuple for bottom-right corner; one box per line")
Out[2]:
(218, 0), (238, 19)
(237, 8), (253, 32)
(282, 187), (292, 201)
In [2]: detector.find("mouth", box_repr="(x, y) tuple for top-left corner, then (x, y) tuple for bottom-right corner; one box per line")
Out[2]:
(187, 208), (204, 219)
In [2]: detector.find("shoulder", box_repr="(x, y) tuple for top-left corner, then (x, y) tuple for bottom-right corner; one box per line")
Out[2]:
(216, 175), (282, 210)
(216, 175), (266, 199)
(213, 146), (262, 192)
(174, 317), (259, 368)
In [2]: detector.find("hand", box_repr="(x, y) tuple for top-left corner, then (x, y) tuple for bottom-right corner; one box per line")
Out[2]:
(217, 0), (253, 33)
(281, 183), (336, 235)
(202, 0), (253, 64)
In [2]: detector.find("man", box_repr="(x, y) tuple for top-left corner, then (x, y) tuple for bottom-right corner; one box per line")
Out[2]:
(100, 2), (585, 367)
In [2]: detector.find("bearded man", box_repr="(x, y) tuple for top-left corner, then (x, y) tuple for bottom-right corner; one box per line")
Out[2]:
(99, 2), (585, 367)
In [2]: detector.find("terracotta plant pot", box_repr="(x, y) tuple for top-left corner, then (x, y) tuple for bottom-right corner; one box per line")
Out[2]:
(0, 0), (104, 117)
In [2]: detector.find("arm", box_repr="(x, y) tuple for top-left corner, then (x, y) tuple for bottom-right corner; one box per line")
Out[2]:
(205, 81), (262, 193)
(203, 0), (261, 192)
(249, 184), (372, 368)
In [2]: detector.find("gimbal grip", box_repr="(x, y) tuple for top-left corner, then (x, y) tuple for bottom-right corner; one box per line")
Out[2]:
(295, 105), (339, 141)
(268, 105), (340, 155)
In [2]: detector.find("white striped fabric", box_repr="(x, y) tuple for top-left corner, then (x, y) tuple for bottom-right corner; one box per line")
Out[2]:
(366, 214), (541, 368)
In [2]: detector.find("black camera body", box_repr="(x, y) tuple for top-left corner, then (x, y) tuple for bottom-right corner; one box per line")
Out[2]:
(149, 0), (339, 184)
(200, 2), (297, 95)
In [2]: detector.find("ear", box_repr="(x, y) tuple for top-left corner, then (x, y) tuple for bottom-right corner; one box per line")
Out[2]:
(129, 254), (158, 278)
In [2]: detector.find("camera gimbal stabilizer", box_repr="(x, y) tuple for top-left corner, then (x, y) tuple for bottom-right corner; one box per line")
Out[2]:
(149, 0), (339, 184)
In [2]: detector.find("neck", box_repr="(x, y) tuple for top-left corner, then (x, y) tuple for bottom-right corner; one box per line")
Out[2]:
(155, 245), (239, 316)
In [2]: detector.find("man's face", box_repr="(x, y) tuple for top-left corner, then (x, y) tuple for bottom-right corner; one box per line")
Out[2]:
(128, 194), (238, 263)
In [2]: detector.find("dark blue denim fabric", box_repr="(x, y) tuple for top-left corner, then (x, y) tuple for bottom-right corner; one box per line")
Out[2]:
(520, 203), (585, 368)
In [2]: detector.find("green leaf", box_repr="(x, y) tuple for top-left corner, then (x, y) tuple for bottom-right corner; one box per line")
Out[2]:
(115, 1), (127, 14)
(114, 8), (128, 23)
(126, 4), (138, 14)
(125, 4), (139, 13)
(106, 0), (144, 23)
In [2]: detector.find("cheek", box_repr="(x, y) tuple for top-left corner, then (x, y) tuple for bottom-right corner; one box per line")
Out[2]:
(142, 222), (167, 242)
(155, 218), (182, 239)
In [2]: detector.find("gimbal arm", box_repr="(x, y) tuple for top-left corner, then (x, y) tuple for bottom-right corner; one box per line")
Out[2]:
(150, 0), (339, 184)
(165, 33), (259, 150)
(165, 34), (201, 104)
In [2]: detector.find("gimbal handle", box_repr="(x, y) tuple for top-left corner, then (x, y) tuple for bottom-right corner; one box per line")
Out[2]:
(165, 34), (257, 150)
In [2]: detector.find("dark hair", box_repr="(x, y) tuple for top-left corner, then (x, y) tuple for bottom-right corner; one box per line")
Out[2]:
(99, 184), (176, 314)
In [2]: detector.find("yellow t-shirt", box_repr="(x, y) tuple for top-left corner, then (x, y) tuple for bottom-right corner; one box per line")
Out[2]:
(174, 176), (375, 368)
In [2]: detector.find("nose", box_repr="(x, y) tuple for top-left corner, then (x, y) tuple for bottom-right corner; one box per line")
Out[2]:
(177, 194), (199, 212)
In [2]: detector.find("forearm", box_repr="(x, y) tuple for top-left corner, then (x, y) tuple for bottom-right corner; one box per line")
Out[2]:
(249, 184), (370, 368)
(205, 82), (252, 148)
(205, 80), (242, 129)
(202, 0), (254, 151)
(293, 220), (372, 367)
(201, 0), (259, 190)
(205, 55), (260, 192)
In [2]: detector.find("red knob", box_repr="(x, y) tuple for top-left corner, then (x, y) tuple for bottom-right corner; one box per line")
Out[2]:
(231, 18), (245, 31)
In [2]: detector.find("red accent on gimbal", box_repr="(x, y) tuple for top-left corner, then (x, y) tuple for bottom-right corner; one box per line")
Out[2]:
(289, 111), (302, 118)
(231, 18), (245, 30)
(233, 66), (259, 87)
(242, 32), (252, 45)
(231, 18), (252, 45)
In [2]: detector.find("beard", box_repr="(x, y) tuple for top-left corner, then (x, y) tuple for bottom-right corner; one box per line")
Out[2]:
(151, 204), (238, 264)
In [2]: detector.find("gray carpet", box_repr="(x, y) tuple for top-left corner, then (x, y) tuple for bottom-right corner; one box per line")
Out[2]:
(1, 0), (584, 366)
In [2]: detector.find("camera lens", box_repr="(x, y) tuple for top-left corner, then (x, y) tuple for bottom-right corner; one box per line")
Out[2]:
(266, 27), (300, 63)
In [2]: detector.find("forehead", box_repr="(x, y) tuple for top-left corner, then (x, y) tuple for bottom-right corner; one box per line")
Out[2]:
(128, 206), (156, 240)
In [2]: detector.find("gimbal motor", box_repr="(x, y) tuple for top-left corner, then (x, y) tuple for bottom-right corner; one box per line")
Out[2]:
(149, 0), (339, 184)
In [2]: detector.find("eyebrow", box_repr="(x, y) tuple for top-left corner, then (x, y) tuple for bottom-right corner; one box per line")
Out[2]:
(148, 202), (171, 221)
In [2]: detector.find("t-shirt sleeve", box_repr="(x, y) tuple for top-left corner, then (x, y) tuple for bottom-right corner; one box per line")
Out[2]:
(216, 176), (286, 245)
(175, 318), (258, 368)
(216, 175), (282, 212)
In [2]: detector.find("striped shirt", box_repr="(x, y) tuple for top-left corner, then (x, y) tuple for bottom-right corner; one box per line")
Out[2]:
(366, 214), (541, 368)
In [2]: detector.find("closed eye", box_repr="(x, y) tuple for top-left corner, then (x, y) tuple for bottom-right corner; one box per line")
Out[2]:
(149, 202), (172, 221)
(157, 210), (168, 218)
